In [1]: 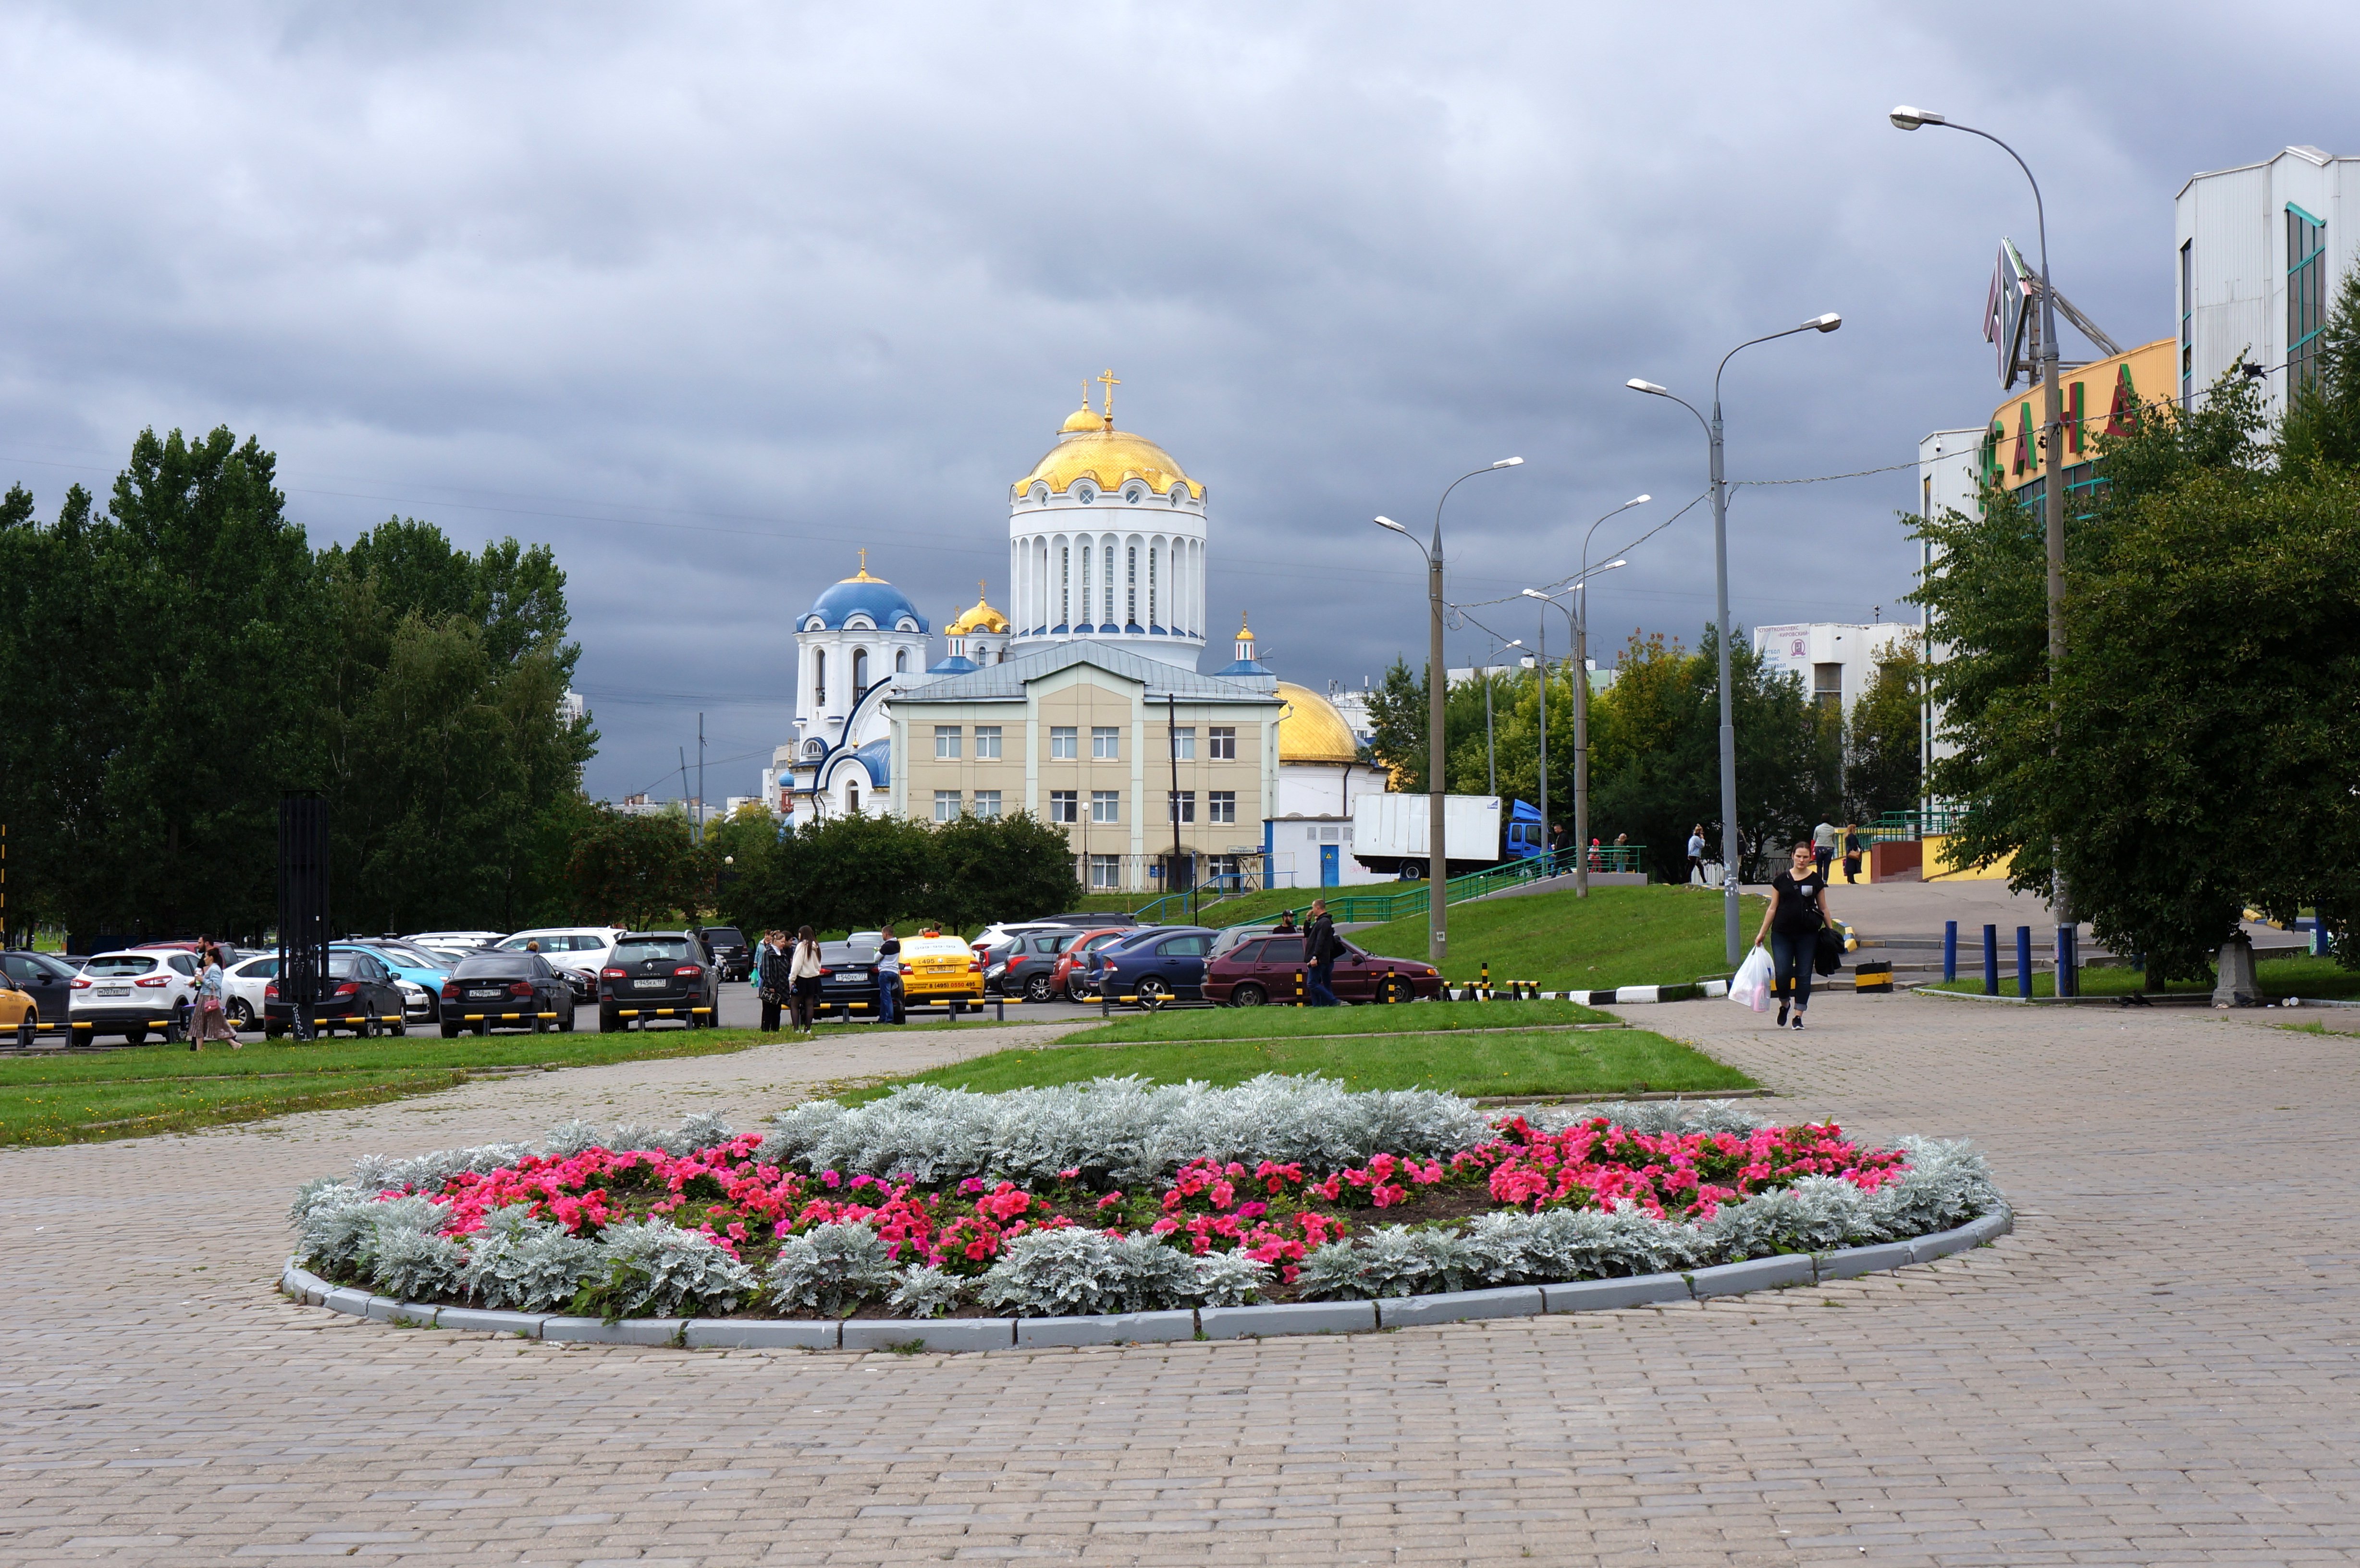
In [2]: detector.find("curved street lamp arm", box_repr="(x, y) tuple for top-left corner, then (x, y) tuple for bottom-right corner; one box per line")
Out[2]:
(1714, 320), (1824, 406)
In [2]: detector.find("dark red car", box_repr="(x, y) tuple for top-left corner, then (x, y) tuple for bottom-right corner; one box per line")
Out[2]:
(1050, 927), (1146, 1003)
(1203, 934), (1442, 1007)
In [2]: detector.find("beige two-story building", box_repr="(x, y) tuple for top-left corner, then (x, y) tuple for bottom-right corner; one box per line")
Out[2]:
(890, 640), (1282, 893)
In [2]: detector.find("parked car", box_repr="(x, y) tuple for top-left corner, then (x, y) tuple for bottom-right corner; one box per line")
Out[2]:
(265, 949), (411, 1038)
(1209, 922), (1288, 959)
(1203, 935), (1443, 1007)
(493, 927), (628, 1003)
(1095, 927), (1218, 1008)
(1, 964), (45, 1047)
(332, 942), (449, 1025)
(406, 931), (506, 965)
(222, 954), (279, 1030)
(71, 949), (201, 1043)
(441, 950), (578, 1036)
(595, 932), (718, 1032)
(897, 929), (985, 1012)
(984, 927), (1088, 1002)
(1051, 926), (1153, 1003)
(696, 925), (753, 982)
(1, 949), (81, 1041)
(811, 936), (881, 1020)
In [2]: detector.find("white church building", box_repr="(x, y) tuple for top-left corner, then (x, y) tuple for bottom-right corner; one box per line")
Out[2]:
(760, 381), (1377, 891)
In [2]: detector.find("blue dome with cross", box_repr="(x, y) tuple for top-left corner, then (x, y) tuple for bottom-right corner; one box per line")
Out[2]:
(801, 558), (929, 634)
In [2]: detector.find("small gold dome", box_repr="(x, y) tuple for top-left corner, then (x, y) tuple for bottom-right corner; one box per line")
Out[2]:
(947, 590), (1009, 637)
(1276, 681), (1360, 766)
(1060, 403), (1108, 435)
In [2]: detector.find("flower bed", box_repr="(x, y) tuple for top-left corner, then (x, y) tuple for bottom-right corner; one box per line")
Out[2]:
(290, 1075), (2002, 1323)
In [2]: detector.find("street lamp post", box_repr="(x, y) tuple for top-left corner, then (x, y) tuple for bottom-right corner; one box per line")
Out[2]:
(1628, 313), (1841, 967)
(1484, 638), (1522, 797)
(1524, 557), (1627, 892)
(1890, 105), (2069, 924)
(1376, 456), (1523, 966)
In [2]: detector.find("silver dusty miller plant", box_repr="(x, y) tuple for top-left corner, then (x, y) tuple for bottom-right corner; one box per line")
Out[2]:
(764, 1223), (899, 1316)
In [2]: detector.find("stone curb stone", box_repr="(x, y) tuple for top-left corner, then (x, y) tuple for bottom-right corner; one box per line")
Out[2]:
(541, 1316), (683, 1345)
(684, 1319), (840, 1350)
(1200, 1300), (1377, 1340)
(1687, 1254), (1814, 1297)
(843, 1318), (1015, 1353)
(1812, 1241), (1914, 1281)
(1015, 1311), (1197, 1348)
(1376, 1286), (1544, 1328)
(435, 1307), (548, 1335)
(1540, 1272), (1694, 1312)
(280, 1211), (2010, 1353)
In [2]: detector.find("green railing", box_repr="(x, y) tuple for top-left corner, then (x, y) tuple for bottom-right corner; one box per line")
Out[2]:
(1131, 845), (1648, 927)
(1872, 809), (1964, 842)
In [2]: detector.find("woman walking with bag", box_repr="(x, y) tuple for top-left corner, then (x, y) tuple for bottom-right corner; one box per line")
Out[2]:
(1753, 841), (1832, 1030)
(789, 926), (824, 1033)
(192, 940), (239, 1051)
(756, 930), (792, 1033)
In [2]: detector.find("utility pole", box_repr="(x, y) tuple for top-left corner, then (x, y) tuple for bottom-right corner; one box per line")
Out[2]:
(697, 712), (706, 847)
(1168, 692), (1187, 920)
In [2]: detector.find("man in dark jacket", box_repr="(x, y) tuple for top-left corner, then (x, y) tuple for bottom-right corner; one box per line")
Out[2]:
(1305, 899), (1340, 1007)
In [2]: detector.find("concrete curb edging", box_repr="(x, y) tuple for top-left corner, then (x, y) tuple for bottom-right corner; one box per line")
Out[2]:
(279, 1205), (2010, 1352)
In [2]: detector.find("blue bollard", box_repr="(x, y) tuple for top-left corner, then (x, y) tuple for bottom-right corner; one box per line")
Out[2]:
(1982, 924), (1999, 995)
(1943, 919), (1958, 983)
(2016, 926), (2033, 999)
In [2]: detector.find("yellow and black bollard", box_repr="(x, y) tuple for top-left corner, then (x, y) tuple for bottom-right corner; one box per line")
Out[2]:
(1293, 969), (1305, 1006)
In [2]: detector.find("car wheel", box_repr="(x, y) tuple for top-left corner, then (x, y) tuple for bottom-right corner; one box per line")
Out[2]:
(1231, 982), (1267, 1008)
(1067, 981), (1088, 1004)
(1135, 976), (1169, 1010)
(560, 1003), (576, 1033)
(474, 1017), (490, 1037)
(228, 999), (254, 1030)
(265, 1019), (285, 1041)
(1023, 974), (1054, 1004)
(125, 1028), (147, 1045)
(357, 1016), (377, 1040)
(440, 1023), (461, 1039)
(1377, 976), (1412, 1005)
(16, 1012), (33, 1050)
(389, 1016), (407, 1037)
(599, 1005), (621, 1034)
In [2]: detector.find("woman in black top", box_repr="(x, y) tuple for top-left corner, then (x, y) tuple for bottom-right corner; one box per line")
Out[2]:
(1752, 841), (1832, 1029)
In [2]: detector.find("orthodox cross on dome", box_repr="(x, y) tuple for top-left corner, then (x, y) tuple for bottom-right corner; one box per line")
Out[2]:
(1096, 368), (1120, 420)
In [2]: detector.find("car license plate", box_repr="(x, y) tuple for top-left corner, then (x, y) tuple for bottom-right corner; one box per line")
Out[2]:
(97, 985), (130, 997)
(467, 988), (503, 1000)
(633, 978), (668, 989)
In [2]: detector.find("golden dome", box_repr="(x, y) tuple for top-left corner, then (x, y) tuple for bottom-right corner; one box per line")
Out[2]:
(947, 587), (1009, 637)
(1060, 402), (1108, 435)
(1015, 428), (1203, 501)
(1276, 681), (1360, 766)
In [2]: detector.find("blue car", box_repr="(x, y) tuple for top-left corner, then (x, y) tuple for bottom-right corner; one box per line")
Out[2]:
(332, 941), (453, 1026)
(1093, 926), (1217, 1009)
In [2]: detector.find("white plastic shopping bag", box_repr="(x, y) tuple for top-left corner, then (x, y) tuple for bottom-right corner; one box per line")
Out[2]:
(1728, 943), (1774, 1012)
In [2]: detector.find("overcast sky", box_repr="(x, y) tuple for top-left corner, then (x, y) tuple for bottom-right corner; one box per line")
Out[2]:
(5, 2), (2356, 802)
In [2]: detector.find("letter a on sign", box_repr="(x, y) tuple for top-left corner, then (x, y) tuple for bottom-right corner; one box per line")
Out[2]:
(2103, 363), (2138, 436)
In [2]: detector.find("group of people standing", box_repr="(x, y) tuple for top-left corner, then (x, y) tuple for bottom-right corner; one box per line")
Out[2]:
(753, 927), (828, 1034)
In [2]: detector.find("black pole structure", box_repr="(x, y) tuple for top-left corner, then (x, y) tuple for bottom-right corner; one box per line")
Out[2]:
(277, 792), (330, 1042)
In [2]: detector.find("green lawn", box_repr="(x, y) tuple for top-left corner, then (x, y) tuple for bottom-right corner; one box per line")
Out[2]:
(845, 1025), (1755, 1102)
(0, 1022), (940, 1146)
(1925, 952), (2360, 1001)
(1350, 883), (1766, 992)
(1059, 997), (1613, 1044)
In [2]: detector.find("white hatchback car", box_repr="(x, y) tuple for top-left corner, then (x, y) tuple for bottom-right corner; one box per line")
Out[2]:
(222, 954), (282, 1031)
(72, 950), (202, 1043)
(494, 927), (628, 1004)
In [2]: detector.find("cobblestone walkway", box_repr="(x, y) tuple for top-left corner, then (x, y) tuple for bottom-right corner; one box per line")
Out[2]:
(2, 998), (2355, 1566)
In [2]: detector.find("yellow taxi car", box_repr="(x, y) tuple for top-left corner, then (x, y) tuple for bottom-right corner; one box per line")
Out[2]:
(897, 929), (984, 1011)
(1, 968), (38, 1048)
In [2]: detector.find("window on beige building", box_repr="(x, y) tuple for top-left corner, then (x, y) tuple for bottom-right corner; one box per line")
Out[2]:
(1048, 790), (1078, 823)
(934, 725), (962, 759)
(1170, 726), (1196, 760)
(972, 790), (1002, 819)
(1167, 791), (1195, 824)
(1208, 726), (1236, 759)
(1050, 725), (1077, 760)
(1091, 725), (1119, 760)
(934, 790), (960, 821)
(1209, 791), (1237, 824)
(1091, 789), (1121, 823)
(974, 725), (1002, 759)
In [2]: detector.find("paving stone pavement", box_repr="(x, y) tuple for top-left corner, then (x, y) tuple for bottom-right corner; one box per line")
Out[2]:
(3, 997), (2356, 1567)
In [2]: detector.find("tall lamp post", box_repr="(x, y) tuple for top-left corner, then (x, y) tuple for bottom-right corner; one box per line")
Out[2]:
(1628, 312), (1841, 967)
(1523, 557), (1627, 892)
(1377, 455), (1523, 965)
(1889, 105), (2069, 924)
(1483, 638), (1523, 797)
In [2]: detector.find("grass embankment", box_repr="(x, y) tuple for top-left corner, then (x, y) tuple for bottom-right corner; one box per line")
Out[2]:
(0, 1024), (933, 1147)
(848, 999), (1755, 1103)
(1061, 997), (1613, 1044)
(1925, 952), (2360, 1001)
(1350, 883), (1765, 992)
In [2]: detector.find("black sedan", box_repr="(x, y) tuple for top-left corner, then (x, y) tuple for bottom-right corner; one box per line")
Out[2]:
(438, 952), (578, 1036)
(813, 938), (884, 1020)
(266, 950), (412, 1038)
(698, 924), (753, 982)
(597, 932), (719, 1031)
(1, 950), (79, 1041)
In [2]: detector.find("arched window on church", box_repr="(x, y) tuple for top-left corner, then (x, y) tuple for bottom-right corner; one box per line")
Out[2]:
(846, 782), (861, 814)
(853, 648), (868, 693)
(813, 649), (826, 707)
(895, 649), (907, 673)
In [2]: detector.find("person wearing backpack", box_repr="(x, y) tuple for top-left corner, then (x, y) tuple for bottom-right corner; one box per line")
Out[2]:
(1753, 840), (1832, 1029)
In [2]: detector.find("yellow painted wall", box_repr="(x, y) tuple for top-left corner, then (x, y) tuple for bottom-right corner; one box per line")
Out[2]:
(1922, 833), (2016, 882)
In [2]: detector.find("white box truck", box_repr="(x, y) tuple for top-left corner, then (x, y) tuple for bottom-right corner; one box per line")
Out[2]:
(1350, 794), (1506, 879)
